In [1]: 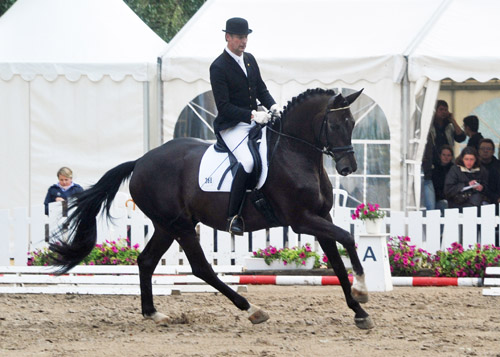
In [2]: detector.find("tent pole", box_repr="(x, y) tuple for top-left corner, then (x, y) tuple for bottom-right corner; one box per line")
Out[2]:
(402, 56), (410, 213)
(157, 57), (163, 146)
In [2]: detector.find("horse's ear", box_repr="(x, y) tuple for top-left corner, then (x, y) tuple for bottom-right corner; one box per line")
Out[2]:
(345, 89), (364, 105)
(328, 93), (346, 109)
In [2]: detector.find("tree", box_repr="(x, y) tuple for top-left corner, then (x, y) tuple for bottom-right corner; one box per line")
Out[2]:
(0, 0), (17, 17)
(0, 0), (206, 42)
(124, 0), (206, 42)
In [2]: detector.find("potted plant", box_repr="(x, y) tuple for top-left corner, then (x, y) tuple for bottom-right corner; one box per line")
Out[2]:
(245, 243), (320, 270)
(351, 202), (386, 234)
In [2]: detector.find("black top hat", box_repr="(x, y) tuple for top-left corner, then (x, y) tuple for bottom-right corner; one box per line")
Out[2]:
(222, 17), (252, 35)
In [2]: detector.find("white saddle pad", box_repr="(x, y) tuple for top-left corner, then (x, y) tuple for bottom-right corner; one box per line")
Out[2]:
(199, 127), (269, 192)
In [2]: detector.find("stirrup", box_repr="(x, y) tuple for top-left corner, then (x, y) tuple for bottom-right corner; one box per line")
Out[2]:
(227, 215), (244, 236)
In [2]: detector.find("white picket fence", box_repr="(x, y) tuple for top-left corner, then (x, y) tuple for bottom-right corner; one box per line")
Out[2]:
(1, 194), (499, 267)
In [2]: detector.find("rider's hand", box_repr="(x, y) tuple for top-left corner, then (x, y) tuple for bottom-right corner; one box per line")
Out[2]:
(270, 104), (280, 116)
(251, 110), (271, 124)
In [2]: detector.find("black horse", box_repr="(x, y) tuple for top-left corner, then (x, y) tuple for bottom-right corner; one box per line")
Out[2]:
(50, 88), (373, 329)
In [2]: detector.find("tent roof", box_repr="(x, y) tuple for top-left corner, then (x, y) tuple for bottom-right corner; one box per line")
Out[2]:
(409, 0), (500, 82)
(161, 0), (444, 85)
(0, 0), (168, 81)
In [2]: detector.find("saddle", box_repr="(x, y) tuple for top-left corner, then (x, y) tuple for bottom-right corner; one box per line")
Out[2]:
(198, 125), (281, 227)
(198, 126), (268, 192)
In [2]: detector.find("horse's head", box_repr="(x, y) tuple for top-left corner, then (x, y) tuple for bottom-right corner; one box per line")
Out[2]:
(322, 89), (363, 176)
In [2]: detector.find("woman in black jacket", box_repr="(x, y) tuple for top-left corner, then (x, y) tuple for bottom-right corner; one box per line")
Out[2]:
(432, 145), (454, 211)
(444, 146), (489, 209)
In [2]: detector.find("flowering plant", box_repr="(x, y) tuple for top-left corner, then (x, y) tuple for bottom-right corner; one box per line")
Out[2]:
(432, 242), (500, 278)
(351, 203), (385, 221)
(252, 243), (320, 268)
(28, 238), (141, 266)
(387, 236), (433, 276)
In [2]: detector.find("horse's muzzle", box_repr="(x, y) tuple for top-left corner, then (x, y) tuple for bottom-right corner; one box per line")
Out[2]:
(335, 153), (357, 176)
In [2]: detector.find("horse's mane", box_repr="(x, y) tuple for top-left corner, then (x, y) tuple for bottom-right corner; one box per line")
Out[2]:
(281, 88), (336, 121)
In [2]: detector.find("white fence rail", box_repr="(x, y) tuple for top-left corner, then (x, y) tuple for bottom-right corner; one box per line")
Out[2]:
(1, 195), (499, 267)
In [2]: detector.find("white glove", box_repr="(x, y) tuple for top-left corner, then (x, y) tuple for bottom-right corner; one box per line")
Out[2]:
(270, 103), (280, 116)
(251, 110), (271, 124)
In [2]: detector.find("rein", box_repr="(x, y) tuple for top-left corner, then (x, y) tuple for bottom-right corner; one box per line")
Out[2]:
(267, 106), (354, 158)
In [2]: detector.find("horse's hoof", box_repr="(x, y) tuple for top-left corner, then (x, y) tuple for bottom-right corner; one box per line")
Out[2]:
(144, 311), (169, 324)
(354, 316), (374, 330)
(248, 309), (269, 324)
(352, 289), (369, 304)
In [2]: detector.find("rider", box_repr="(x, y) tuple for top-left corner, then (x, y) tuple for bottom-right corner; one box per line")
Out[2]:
(210, 17), (279, 235)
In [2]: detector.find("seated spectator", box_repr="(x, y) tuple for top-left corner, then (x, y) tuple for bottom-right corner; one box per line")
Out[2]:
(43, 167), (84, 215)
(463, 115), (484, 150)
(432, 145), (454, 212)
(478, 138), (500, 204)
(444, 147), (488, 209)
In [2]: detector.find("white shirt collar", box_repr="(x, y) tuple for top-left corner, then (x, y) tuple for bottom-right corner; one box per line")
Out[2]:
(225, 47), (247, 76)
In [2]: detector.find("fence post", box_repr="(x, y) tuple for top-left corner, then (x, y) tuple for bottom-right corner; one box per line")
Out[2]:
(0, 209), (10, 265)
(425, 210), (441, 254)
(13, 207), (29, 266)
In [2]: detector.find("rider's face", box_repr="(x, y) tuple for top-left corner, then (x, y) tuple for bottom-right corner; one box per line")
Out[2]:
(226, 33), (247, 56)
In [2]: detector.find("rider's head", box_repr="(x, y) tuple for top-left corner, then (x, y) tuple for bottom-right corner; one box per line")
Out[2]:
(223, 18), (252, 56)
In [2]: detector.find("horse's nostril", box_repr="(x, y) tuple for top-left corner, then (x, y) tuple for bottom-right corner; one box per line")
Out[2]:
(341, 168), (352, 176)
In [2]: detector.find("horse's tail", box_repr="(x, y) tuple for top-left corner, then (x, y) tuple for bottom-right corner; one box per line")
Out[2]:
(49, 160), (137, 274)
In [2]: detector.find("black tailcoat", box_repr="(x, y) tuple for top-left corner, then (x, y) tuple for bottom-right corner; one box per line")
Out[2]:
(210, 50), (275, 133)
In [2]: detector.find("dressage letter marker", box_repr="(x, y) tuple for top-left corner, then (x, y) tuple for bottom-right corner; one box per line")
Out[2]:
(356, 233), (393, 292)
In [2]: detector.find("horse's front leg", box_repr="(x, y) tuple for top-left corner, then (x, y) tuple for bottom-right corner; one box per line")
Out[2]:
(317, 236), (373, 329)
(137, 228), (175, 324)
(178, 233), (269, 324)
(293, 215), (373, 329)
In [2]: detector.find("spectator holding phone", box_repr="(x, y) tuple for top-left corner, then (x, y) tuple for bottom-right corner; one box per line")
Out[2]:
(422, 100), (466, 210)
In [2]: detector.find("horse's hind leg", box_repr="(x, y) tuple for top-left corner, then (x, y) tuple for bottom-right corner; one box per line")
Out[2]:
(317, 237), (374, 329)
(178, 231), (269, 324)
(138, 226), (175, 324)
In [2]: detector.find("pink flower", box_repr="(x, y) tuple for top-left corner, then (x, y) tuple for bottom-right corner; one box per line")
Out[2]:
(322, 255), (328, 263)
(299, 252), (306, 259)
(301, 260), (306, 265)
(283, 260), (288, 265)
(269, 247), (277, 255)
(306, 245), (311, 252)
(133, 243), (140, 249)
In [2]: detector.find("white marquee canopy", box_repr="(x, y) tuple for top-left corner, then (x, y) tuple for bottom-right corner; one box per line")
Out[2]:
(0, 0), (167, 211)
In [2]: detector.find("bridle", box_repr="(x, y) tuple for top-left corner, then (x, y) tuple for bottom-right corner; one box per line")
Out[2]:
(318, 106), (354, 157)
(267, 106), (354, 159)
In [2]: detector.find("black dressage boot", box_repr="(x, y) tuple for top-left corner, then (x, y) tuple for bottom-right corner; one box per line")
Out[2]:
(227, 164), (249, 236)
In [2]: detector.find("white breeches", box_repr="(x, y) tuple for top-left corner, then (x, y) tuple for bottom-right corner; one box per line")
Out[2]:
(219, 121), (256, 173)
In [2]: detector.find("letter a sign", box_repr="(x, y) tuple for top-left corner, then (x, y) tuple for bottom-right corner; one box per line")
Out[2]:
(363, 246), (377, 262)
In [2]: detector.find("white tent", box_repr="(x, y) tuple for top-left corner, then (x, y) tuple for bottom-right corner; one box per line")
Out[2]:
(161, 0), (500, 211)
(0, 0), (167, 211)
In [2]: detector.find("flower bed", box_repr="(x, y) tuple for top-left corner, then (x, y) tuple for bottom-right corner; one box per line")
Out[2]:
(28, 238), (141, 266)
(250, 243), (320, 268)
(388, 236), (500, 278)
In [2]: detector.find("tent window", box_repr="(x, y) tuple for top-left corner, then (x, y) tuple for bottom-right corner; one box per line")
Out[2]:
(174, 91), (216, 141)
(326, 88), (391, 209)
